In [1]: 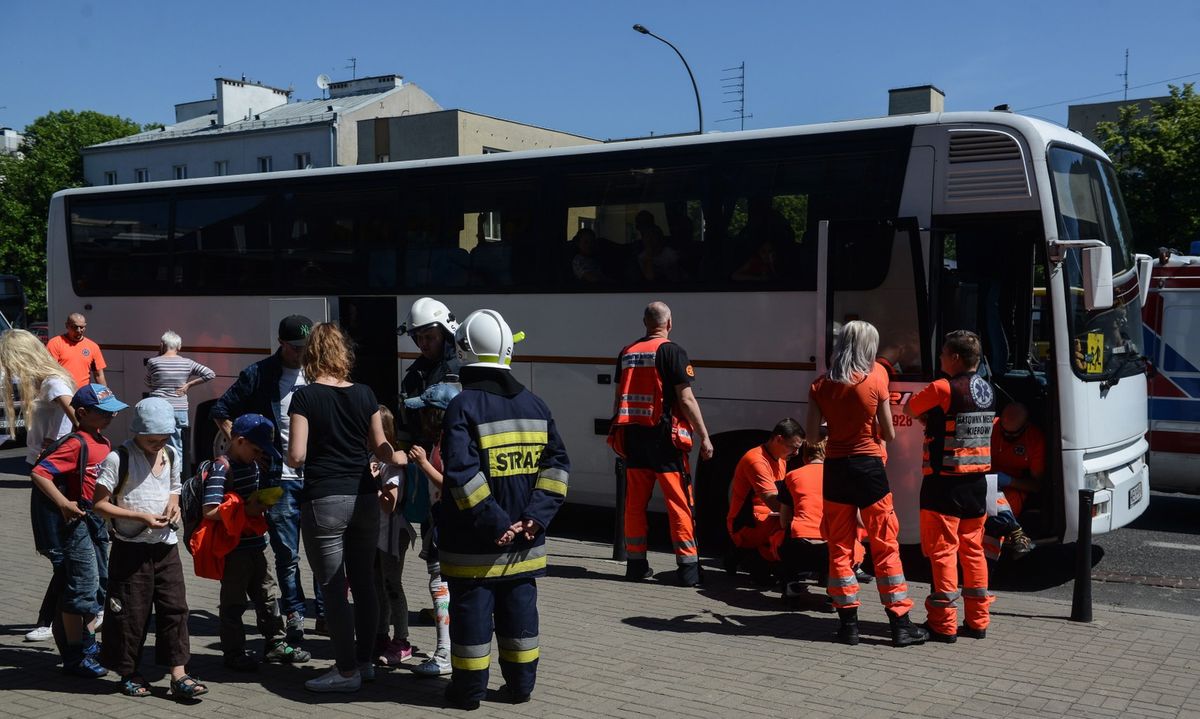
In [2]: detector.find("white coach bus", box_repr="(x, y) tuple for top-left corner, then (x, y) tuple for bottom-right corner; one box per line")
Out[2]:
(47, 110), (1151, 548)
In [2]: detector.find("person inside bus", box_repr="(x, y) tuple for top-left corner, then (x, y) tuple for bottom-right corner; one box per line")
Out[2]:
(571, 227), (609, 284)
(635, 224), (685, 283)
(983, 402), (1043, 560)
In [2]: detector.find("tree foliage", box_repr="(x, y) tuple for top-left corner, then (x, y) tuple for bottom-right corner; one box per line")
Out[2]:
(1095, 83), (1200, 255)
(0, 110), (141, 319)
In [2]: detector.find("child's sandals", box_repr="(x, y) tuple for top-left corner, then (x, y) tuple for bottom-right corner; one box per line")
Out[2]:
(169, 674), (209, 700)
(119, 674), (151, 698)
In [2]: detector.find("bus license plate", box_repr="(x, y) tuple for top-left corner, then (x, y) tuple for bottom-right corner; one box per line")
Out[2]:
(1129, 482), (1143, 510)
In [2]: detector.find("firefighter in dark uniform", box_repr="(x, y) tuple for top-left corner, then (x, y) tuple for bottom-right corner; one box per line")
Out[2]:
(438, 309), (569, 710)
(608, 301), (713, 587)
(397, 297), (461, 448)
(906, 330), (997, 643)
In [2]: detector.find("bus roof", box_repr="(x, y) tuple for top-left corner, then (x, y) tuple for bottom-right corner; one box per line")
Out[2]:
(53, 110), (1105, 200)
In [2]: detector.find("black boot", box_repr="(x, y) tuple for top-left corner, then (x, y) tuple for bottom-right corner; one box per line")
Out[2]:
(835, 607), (859, 646)
(676, 562), (701, 587)
(624, 558), (652, 581)
(888, 610), (929, 647)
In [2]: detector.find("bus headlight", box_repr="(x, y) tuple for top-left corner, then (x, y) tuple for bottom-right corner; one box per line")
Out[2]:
(1084, 470), (1111, 491)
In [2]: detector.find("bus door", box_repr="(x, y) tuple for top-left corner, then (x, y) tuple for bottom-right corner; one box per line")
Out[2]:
(337, 296), (400, 415)
(930, 214), (1060, 538)
(818, 218), (930, 543)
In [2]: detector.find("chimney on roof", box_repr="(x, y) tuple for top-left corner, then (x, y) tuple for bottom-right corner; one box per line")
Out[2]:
(215, 77), (289, 126)
(888, 85), (945, 115)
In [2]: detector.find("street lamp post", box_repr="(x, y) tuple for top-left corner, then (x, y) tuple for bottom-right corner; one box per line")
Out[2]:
(632, 23), (702, 134)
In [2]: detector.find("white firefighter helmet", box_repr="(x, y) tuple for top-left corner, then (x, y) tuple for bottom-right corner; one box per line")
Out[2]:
(399, 297), (458, 338)
(455, 309), (515, 370)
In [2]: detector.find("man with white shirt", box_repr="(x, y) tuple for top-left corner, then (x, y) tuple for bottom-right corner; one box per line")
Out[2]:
(212, 315), (319, 643)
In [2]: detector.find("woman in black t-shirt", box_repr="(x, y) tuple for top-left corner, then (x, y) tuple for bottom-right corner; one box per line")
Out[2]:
(286, 322), (406, 693)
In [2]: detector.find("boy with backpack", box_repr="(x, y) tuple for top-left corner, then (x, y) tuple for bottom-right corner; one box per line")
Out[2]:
(30, 383), (127, 678)
(93, 398), (208, 699)
(202, 414), (310, 670)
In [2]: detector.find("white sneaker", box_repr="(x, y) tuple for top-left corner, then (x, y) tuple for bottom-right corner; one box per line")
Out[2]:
(305, 666), (362, 693)
(24, 626), (53, 642)
(94, 610), (104, 630)
(412, 651), (452, 677)
(358, 662), (376, 682)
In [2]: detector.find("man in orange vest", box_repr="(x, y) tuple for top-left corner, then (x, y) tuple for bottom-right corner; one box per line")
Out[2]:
(726, 419), (804, 579)
(906, 330), (996, 643)
(609, 302), (713, 587)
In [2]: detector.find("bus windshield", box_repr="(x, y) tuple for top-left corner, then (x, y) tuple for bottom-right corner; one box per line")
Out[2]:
(1049, 147), (1144, 383)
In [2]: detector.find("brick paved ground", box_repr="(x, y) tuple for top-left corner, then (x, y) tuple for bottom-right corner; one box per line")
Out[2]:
(2, 458), (1198, 718)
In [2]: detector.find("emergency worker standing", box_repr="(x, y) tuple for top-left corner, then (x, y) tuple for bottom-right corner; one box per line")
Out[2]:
(806, 320), (927, 647)
(398, 297), (461, 447)
(609, 301), (713, 587)
(726, 419), (804, 572)
(906, 330), (996, 643)
(438, 309), (569, 710)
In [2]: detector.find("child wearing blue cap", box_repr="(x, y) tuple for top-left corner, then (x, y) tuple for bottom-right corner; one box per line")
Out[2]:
(31, 383), (127, 678)
(404, 381), (460, 677)
(94, 397), (207, 699)
(202, 413), (310, 671)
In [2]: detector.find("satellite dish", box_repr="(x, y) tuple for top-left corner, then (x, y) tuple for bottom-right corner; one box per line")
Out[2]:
(316, 74), (331, 90)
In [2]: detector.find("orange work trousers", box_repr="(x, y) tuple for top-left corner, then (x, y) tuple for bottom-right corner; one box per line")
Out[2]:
(624, 469), (698, 566)
(921, 510), (993, 635)
(824, 493), (912, 615)
(730, 519), (783, 562)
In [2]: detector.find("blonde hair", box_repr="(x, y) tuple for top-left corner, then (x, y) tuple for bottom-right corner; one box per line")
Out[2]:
(828, 320), (879, 384)
(0, 330), (76, 427)
(378, 404), (397, 447)
(301, 322), (355, 381)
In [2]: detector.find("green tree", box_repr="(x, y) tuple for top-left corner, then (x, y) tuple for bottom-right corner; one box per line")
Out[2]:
(0, 110), (141, 319)
(1095, 83), (1200, 255)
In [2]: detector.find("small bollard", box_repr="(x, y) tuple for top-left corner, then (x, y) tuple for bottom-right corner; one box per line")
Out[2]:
(1070, 489), (1095, 622)
(612, 458), (627, 561)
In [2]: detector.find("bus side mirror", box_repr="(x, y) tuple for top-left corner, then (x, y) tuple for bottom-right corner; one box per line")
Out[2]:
(1082, 246), (1114, 310)
(1135, 253), (1154, 305)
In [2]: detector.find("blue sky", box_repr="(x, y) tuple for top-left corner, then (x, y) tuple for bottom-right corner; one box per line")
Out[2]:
(3, 1), (1199, 139)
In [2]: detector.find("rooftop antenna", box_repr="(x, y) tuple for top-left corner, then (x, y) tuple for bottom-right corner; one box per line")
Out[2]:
(346, 57), (358, 79)
(316, 73), (331, 99)
(1118, 49), (1129, 100)
(716, 62), (752, 131)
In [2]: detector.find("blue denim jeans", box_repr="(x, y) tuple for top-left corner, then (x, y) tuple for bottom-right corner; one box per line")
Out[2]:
(267, 480), (321, 617)
(171, 409), (189, 470)
(59, 509), (109, 616)
(31, 483), (65, 627)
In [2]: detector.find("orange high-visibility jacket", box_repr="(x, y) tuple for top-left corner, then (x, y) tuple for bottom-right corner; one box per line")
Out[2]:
(921, 372), (996, 476)
(609, 337), (693, 456)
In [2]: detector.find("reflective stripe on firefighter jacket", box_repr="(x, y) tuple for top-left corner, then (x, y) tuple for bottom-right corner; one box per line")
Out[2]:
(438, 368), (570, 582)
(922, 372), (996, 477)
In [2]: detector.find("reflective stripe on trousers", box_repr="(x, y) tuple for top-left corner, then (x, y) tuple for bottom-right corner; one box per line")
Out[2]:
(826, 493), (914, 614)
(447, 578), (539, 703)
(920, 510), (992, 635)
(624, 468), (696, 559)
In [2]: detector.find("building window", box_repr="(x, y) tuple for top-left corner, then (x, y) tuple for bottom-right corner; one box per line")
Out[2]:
(135, 168), (149, 183)
(103, 171), (117, 185)
(295, 153), (311, 170)
(257, 156), (273, 173)
(214, 160), (228, 176)
(173, 164), (188, 180)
